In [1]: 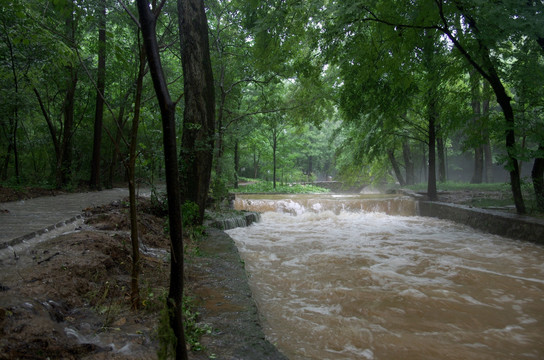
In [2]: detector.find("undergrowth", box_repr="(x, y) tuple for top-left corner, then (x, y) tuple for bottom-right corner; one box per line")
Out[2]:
(231, 180), (329, 194)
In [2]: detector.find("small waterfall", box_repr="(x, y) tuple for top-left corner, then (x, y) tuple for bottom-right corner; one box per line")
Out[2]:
(233, 194), (418, 216)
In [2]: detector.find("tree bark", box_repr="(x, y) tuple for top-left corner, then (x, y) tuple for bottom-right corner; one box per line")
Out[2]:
(439, 4), (525, 213)
(470, 70), (483, 184)
(273, 129), (277, 189)
(136, 1), (187, 359)
(388, 150), (405, 186)
(57, 2), (78, 188)
(532, 145), (544, 212)
(178, 0), (216, 225)
(402, 141), (414, 185)
(5, 30), (20, 182)
(436, 133), (446, 183)
(58, 67), (78, 188)
(128, 43), (146, 310)
(482, 93), (493, 183)
(90, 0), (107, 190)
(234, 140), (239, 189)
(427, 101), (438, 200)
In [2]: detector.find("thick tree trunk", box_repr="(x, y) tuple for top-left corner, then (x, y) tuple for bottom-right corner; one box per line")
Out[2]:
(423, 30), (437, 200)
(136, 1), (187, 359)
(178, 0), (216, 225)
(90, 0), (107, 190)
(388, 150), (405, 186)
(532, 145), (544, 212)
(402, 141), (414, 185)
(494, 87), (525, 213)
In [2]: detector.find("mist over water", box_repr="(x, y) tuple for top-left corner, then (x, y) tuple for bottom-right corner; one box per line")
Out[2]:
(226, 195), (544, 360)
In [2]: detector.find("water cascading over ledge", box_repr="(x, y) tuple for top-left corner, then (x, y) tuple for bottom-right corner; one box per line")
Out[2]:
(226, 193), (544, 359)
(232, 193), (418, 217)
(208, 211), (261, 230)
(232, 193), (544, 243)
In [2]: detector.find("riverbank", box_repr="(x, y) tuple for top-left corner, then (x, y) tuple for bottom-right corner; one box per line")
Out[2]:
(0, 196), (286, 359)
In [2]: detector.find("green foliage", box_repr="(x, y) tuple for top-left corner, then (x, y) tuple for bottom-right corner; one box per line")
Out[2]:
(156, 294), (212, 358)
(157, 300), (176, 360)
(182, 295), (212, 352)
(406, 181), (510, 193)
(231, 180), (329, 194)
(182, 201), (200, 227)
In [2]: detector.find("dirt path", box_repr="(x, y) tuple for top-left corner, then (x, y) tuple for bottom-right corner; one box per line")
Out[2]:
(0, 188), (131, 248)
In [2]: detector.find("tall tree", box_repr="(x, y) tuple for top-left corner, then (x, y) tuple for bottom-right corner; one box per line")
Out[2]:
(136, 1), (187, 359)
(177, 0), (216, 225)
(90, 0), (107, 189)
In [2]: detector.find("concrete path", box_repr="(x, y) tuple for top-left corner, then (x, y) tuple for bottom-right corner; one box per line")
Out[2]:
(0, 188), (132, 250)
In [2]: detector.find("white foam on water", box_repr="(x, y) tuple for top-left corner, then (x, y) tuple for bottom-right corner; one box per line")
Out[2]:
(227, 196), (544, 360)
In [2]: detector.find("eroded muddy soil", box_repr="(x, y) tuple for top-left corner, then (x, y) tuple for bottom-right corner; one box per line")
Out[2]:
(0, 198), (285, 360)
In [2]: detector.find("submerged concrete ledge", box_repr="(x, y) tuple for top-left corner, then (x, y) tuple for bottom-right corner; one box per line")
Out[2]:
(208, 212), (261, 231)
(419, 201), (544, 243)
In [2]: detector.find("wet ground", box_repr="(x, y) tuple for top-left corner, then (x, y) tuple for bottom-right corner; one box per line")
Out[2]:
(0, 190), (286, 360)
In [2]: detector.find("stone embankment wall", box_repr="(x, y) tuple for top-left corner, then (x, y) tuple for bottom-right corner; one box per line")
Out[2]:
(208, 212), (261, 231)
(418, 201), (544, 244)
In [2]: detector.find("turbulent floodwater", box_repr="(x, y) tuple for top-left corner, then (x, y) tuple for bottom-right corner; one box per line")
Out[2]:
(226, 195), (544, 360)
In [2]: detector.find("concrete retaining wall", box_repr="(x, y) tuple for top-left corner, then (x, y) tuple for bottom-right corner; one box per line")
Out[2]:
(419, 201), (544, 244)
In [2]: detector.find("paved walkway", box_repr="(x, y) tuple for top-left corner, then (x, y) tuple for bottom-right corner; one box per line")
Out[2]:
(0, 188), (133, 249)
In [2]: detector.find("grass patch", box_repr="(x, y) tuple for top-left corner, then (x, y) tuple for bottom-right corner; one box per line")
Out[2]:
(231, 180), (329, 194)
(405, 181), (511, 192)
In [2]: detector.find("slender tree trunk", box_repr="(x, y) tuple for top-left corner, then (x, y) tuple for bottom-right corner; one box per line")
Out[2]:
(128, 43), (146, 310)
(107, 90), (131, 187)
(469, 70), (483, 184)
(253, 146), (259, 178)
(532, 145), (544, 212)
(307, 155), (313, 181)
(58, 67), (78, 188)
(178, 0), (216, 225)
(427, 103), (438, 200)
(441, 8), (525, 213)
(234, 140), (239, 189)
(1, 144), (12, 181)
(214, 65), (226, 178)
(6, 32), (20, 182)
(90, 0), (107, 190)
(273, 130), (277, 189)
(482, 93), (493, 183)
(388, 150), (405, 186)
(402, 141), (414, 185)
(423, 30), (437, 200)
(436, 133), (446, 183)
(136, 2), (187, 359)
(57, 2), (78, 188)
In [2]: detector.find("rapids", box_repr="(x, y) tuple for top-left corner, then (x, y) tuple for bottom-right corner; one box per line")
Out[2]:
(226, 194), (544, 360)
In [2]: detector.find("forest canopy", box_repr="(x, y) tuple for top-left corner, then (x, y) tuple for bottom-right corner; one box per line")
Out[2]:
(0, 0), (543, 213)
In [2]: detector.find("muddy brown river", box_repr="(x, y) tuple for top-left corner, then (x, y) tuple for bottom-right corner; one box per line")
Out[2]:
(226, 194), (544, 360)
